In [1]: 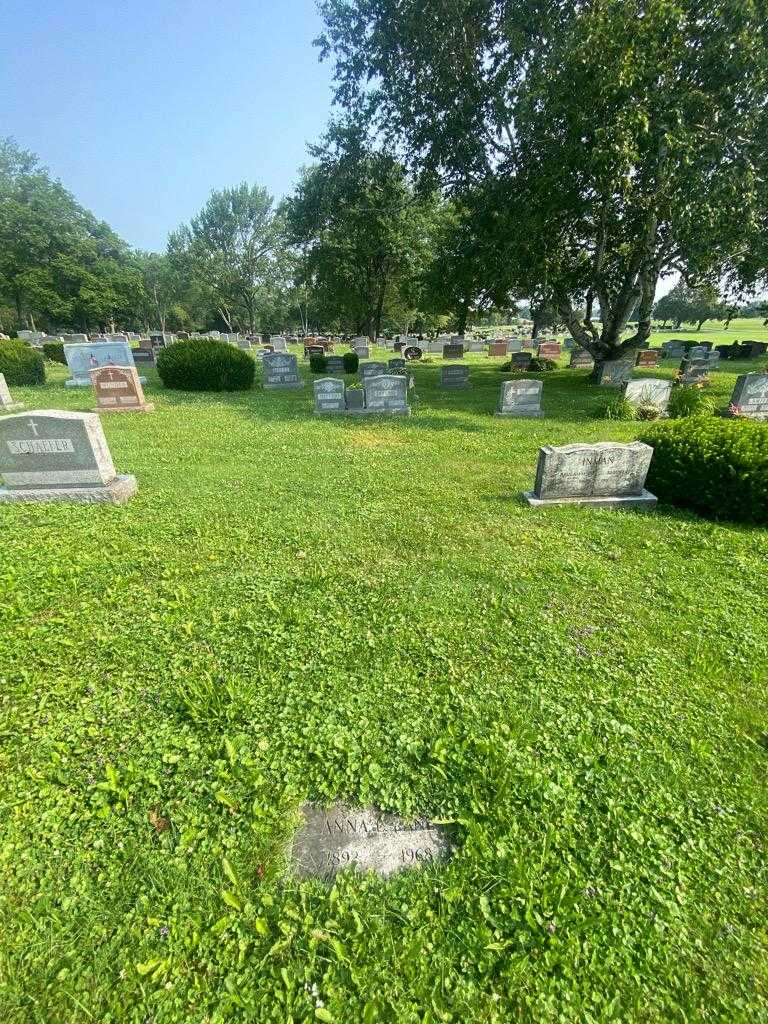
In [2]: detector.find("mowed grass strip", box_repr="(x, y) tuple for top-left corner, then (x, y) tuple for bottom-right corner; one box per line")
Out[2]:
(0, 345), (767, 1023)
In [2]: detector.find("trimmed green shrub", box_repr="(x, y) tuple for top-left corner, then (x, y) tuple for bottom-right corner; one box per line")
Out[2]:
(43, 341), (67, 364)
(156, 339), (254, 391)
(639, 417), (768, 524)
(668, 384), (714, 418)
(309, 354), (328, 374)
(0, 339), (45, 385)
(527, 357), (557, 372)
(342, 351), (359, 374)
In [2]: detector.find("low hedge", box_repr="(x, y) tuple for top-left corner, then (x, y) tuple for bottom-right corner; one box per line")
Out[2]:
(639, 416), (768, 524)
(309, 354), (328, 373)
(342, 351), (359, 373)
(42, 341), (67, 364)
(156, 339), (254, 391)
(0, 339), (45, 385)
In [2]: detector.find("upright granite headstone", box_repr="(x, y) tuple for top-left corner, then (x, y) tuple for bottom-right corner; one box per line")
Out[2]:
(489, 342), (507, 358)
(0, 411), (137, 504)
(524, 442), (656, 508)
(263, 352), (303, 389)
(537, 342), (561, 359)
(388, 358), (406, 372)
(511, 352), (533, 371)
(359, 361), (387, 383)
(443, 343), (464, 359)
(624, 378), (672, 413)
(63, 341), (144, 387)
(313, 377), (347, 414)
(506, 339), (524, 353)
(569, 348), (595, 370)
(636, 350), (662, 367)
(353, 345), (370, 359)
(441, 364), (470, 389)
(596, 358), (634, 387)
(0, 374), (24, 412)
(91, 365), (154, 413)
(326, 356), (345, 374)
(364, 375), (410, 415)
(727, 372), (768, 419)
(291, 802), (451, 879)
(678, 357), (710, 385)
(496, 379), (543, 417)
(270, 337), (288, 352)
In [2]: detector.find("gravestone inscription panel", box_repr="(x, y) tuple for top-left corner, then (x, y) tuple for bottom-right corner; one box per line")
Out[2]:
(441, 364), (470, 389)
(728, 372), (768, 419)
(0, 411), (137, 503)
(359, 361), (387, 383)
(364, 374), (410, 415)
(313, 378), (347, 414)
(511, 352), (532, 371)
(636, 350), (662, 367)
(524, 442), (656, 508)
(496, 379), (543, 417)
(326, 356), (345, 374)
(569, 349), (595, 370)
(292, 803), (451, 880)
(596, 358), (634, 387)
(443, 343), (464, 359)
(263, 353), (303, 389)
(537, 342), (561, 359)
(91, 365), (154, 412)
(489, 342), (507, 358)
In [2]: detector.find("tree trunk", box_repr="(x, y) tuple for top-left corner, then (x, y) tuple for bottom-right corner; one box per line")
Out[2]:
(696, 319), (706, 331)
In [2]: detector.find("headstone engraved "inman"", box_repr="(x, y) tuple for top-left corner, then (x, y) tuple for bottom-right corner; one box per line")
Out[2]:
(524, 441), (656, 508)
(291, 803), (451, 879)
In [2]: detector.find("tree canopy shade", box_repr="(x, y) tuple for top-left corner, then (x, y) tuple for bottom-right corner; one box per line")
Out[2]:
(168, 184), (292, 334)
(318, 0), (768, 374)
(284, 122), (440, 340)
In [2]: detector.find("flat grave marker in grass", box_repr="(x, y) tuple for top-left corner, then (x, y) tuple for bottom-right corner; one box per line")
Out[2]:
(0, 373), (24, 412)
(496, 378), (543, 418)
(291, 803), (452, 880)
(726, 371), (768, 419)
(0, 410), (137, 504)
(91, 365), (154, 413)
(263, 352), (303, 389)
(525, 440), (656, 508)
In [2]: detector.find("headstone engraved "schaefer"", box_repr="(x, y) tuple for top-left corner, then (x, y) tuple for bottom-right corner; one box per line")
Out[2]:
(291, 803), (451, 879)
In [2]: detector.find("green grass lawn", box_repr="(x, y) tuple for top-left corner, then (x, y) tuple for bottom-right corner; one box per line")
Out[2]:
(1, 349), (767, 1023)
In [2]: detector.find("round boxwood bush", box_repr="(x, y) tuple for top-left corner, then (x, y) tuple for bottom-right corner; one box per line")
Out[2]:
(42, 340), (67, 364)
(309, 354), (328, 374)
(156, 339), (254, 391)
(0, 338), (45, 385)
(639, 417), (768, 524)
(342, 350), (359, 374)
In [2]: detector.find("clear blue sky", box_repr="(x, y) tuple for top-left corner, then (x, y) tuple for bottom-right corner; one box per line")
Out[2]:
(1, 0), (336, 252)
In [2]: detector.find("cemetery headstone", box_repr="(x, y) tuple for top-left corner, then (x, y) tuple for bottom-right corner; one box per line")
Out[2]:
(291, 802), (451, 879)
(0, 411), (137, 504)
(237, 338), (252, 351)
(511, 352), (533, 371)
(496, 379), (543, 418)
(443, 343), (464, 359)
(569, 348), (594, 370)
(388, 358), (406, 372)
(0, 374), (24, 412)
(441, 364), (470, 390)
(596, 358), (634, 387)
(636, 349), (662, 367)
(364, 374), (410, 415)
(263, 352), (303, 388)
(326, 356), (345, 374)
(623, 378), (672, 414)
(313, 378), (347, 414)
(537, 342), (561, 359)
(726, 372), (768, 419)
(63, 341), (144, 387)
(506, 339), (524, 353)
(353, 345), (370, 359)
(678, 357), (710, 385)
(91, 365), (154, 413)
(403, 346), (423, 361)
(489, 342), (507, 358)
(270, 337), (288, 352)
(359, 361), (387, 383)
(524, 441), (656, 508)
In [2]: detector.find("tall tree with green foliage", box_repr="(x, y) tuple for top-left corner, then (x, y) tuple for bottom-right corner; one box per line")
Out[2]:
(285, 121), (440, 341)
(169, 184), (291, 334)
(653, 282), (724, 331)
(318, 0), (768, 377)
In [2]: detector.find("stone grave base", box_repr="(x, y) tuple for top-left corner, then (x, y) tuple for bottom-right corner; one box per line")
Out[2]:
(67, 377), (146, 387)
(263, 382), (304, 390)
(523, 489), (657, 509)
(495, 409), (544, 418)
(0, 474), (138, 505)
(440, 384), (470, 391)
(315, 407), (411, 417)
(0, 403), (25, 413)
(92, 403), (155, 413)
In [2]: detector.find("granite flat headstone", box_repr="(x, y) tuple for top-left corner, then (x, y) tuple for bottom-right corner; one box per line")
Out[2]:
(91, 365), (154, 413)
(443, 343), (464, 359)
(441, 364), (470, 389)
(263, 352), (303, 389)
(0, 411), (137, 504)
(292, 802), (451, 879)
(524, 442), (656, 508)
(0, 374), (24, 412)
(727, 372), (768, 419)
(496, 379), (543, 417)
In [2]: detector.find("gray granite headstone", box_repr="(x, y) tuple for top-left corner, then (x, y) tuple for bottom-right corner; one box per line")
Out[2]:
(496, 379), (543, 417)
(596, 358), (634, 387)
(727, 372), (768, 419)
(678, 357), (709, 385)
(326, 356), (345, 374)
(441, 364), (470, 389)
(506, 339), (523, 353)
(443, 343), (464, 359)
(270, 337), (288, 352)
(359, 361), (387, 383)
(0, 373), (24, 412)
(0, 411), (137, 504)
(524, 441), (656, 508)
(63, 341), (143, 387)
(388, 358), (406, 372)
(313, 377), (346, 414)
(291, 802), (451, 879)
(364, 374), (410, 415)
(263, 352), (303, 389)
(510, 352), (533, 371)
(624, 378), (672, 413)
(569, 348), (595, 370)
